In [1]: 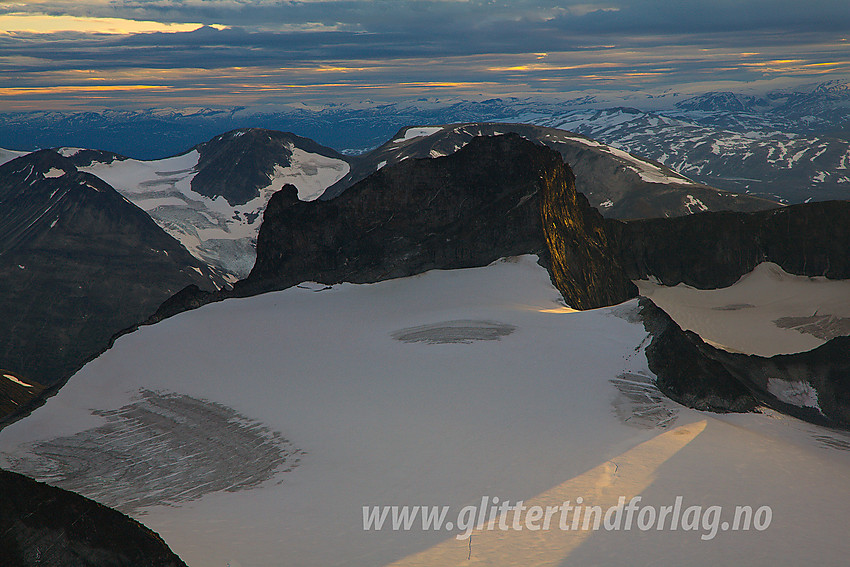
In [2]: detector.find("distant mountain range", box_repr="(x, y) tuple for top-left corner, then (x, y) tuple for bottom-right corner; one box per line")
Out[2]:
(1, 81), (848, 211)
(527, 107), (850, 204)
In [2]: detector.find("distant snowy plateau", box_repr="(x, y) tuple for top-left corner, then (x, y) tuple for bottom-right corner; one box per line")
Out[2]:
(2, 257), (850, 566)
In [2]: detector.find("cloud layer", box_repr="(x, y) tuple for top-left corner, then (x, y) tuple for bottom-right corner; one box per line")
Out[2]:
(1, 1), (849, 110)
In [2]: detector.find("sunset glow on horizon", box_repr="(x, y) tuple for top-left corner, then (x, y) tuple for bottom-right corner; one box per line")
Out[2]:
(0, 1), (848, 111)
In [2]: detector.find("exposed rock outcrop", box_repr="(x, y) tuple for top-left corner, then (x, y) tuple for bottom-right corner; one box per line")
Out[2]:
(192, 128), (351, 206)
(610, 201), (850, 288)
(245, 134), (636, 309)
(639, 298), (760, 413)
(640, 298), (850, 428)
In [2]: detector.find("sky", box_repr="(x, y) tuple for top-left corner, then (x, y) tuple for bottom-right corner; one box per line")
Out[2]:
(1, 0), (850, 112)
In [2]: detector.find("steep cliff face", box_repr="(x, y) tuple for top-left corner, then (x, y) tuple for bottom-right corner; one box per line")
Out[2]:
(610, 201), (850, 288)
(0, 469), (187, 567)
(539, 161), (637, 309)
(246, 134), (635, 309)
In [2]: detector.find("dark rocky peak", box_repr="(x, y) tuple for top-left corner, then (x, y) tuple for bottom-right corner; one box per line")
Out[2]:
(191, 127), (350, 206)
(0, 152), (117, 253)
(0, 150), (185, 254)
(245, 133), (636, 310)
(0, 149), (229, 426)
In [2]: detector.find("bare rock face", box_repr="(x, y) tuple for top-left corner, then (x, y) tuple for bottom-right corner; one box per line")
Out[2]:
(609, 200), (850, 288)
(245, 133), (636, 309)
(640, 297), (850, 429)
(638, 298), (759, 414)
(0, 469), (187, 567)
(539, 156), (637, 309)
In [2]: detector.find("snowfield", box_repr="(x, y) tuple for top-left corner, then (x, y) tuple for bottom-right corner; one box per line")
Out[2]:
(79, 146), (349, 279)
(393, 126), (445, 143)
(1, 256), (849, 566)
(637, 262), (850, 355)
(0, 147), (26, 166)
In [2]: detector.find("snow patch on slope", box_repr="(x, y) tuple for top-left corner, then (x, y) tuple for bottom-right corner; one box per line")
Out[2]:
(56, 147), (83, 157)
(0, 147), (26, 167)
(767, 379), (821, 410)
(42, 167), (65, 179)
(394, 126), (444, 143)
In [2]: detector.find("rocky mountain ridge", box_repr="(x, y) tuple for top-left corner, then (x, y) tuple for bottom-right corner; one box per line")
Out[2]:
(0, 150), (226, 426)
(247, 134), (636, 310)
(323, 123), (777, 219)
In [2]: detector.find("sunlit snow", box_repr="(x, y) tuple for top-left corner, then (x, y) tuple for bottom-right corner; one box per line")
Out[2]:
(638, 262), (850, 355)
(1, 257), (849, 566)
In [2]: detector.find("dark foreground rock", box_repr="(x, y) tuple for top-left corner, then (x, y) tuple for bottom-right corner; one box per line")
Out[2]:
(0, 469), (187, 567)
